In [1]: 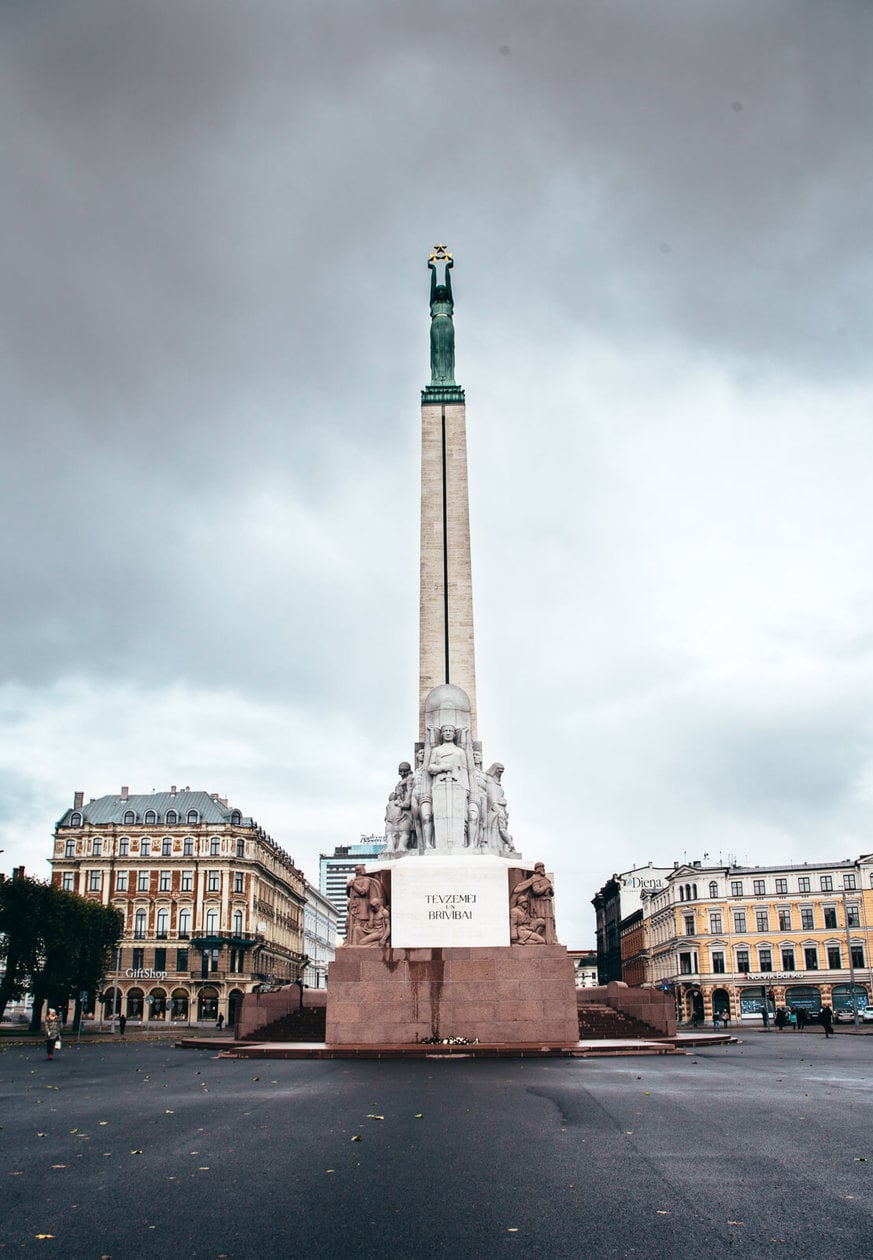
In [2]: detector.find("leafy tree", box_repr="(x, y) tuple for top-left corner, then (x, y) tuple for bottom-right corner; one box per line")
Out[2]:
(0, 875), (48, 1020)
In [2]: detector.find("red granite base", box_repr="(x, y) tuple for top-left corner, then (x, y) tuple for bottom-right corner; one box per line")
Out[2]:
(325, 945), (579, 1046)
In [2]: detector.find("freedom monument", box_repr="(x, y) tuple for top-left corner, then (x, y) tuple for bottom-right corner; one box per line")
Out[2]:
(325, 249), (579, 1045)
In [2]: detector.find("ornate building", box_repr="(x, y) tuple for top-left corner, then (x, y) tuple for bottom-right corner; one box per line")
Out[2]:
(302, 881), (338, 989)
(50, 787), (306, 1026)
(643, 858), (873, 1022)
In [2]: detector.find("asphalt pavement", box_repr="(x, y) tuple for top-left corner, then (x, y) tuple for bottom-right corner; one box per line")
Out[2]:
(1, 1033), (870, 1258)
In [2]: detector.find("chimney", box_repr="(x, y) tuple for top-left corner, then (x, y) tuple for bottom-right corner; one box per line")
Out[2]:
(13, 865), (25, 880)
(170, 785), (177, 796)
(121, 786), (129, 801)
(74, 790), (84, 809)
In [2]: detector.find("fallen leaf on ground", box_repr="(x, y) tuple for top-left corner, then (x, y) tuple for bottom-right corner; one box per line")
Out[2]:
(351, 1135), (363, 1142)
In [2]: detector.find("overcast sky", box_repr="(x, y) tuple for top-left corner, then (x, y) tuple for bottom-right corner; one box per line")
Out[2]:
(3, 0), (873, 944)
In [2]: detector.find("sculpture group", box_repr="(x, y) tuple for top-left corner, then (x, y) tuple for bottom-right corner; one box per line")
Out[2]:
(383, 684), (517, 857)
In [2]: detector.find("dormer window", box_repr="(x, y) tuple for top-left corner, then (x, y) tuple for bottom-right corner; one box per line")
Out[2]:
(144, 809), (157, 825)
(166, 809), (178, 824)
(123, 810), (135, 825)
(187, 809), (199, 825)
(70, 812), (82, 827)
(230, 811), (242, 826)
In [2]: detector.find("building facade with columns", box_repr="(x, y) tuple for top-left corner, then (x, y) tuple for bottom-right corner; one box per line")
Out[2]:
(302, 881), (338, 989)
(50, 788), (307, 1027)
(644, 858), (873, 1023)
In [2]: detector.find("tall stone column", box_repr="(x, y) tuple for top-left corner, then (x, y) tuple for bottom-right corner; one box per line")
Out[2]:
(419, 248), (477, 740)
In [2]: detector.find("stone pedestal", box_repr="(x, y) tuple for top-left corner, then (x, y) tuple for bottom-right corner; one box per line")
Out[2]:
(325, 945), (579, 1046)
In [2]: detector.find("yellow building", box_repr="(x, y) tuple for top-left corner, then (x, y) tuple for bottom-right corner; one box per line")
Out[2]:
(646, 858), (873, 1023)
(50, 787), (307, 1027)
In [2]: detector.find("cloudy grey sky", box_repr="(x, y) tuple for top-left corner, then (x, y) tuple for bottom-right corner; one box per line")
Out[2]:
(3, 0), (873, 943)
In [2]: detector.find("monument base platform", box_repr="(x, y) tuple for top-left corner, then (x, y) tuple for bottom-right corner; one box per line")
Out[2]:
(325, 944), (578, 1046)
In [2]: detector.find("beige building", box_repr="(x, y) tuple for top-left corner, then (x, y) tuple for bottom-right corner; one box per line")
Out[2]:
(50, 787), (306, 1027)
(645, 858), (873, 1023)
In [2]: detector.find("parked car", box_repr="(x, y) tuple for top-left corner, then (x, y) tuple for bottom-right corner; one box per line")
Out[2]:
(861, 1007), (873, 1023)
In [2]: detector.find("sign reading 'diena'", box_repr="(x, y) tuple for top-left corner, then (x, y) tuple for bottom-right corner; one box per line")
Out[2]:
(389, 855), (512, 948)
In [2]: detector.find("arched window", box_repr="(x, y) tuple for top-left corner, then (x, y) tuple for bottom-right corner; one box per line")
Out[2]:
(156, 909), (169, 938)
(162, 837), (172, 856)
(230, 811), (241, 826)
(178, 907), (191, 937)
(123, 810), (135, 825)
(119, 837), (129, 856)
(145, 809), (157, 825)
(232, 909), (244, 935)
(210, 837), (220, 856)
(679, 886), (685, 901)
(709, 882), (718, 898)
(693, 883), (698, 898)
(187, 809), (199, 825)
(70, 812), (82, 827)
(134, 909), (147, 939)
(183, 837), (193, 856)
(166, 809), (178, 824)
(205, 909), (218, 934)
(140, 838), (150, 857)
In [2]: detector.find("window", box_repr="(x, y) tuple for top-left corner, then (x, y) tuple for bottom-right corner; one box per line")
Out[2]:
(820, 875), (833, 892)
(154, 948), (166, 970)
(145, 809), (157, 825)
(755, 910), (769, 932)
(733, 911), (746, 933)
(62, 872), (75, 891)
(233, 909), (244, 935)
(847, 905), (861, 928)
(119, 837), (129, 856)
(804, 947), (819, 970)
(236, 838), (245, 858)
(679, 952), (693, 974)
(233, 872), (244, 894)
(205, 909), (218, 934)
(181, 871), (193, 892)
(711, 950), (726, 974)
(178, 908), (191, 937)
(207, 871), (220, 893)
(156, 909), (169, 938)
(137, 871), (150, 892)
(778, 909), (792, 931)
(708, 881), (718, 898)
(132, 948), (144, 969)
(798, 876), (810, 893)
(730, 880), (743, 897)
(65, 839), (75, 857)
(210, 837), (220, 856)
(781, 947), (795, 970)
(92, 837), (102, 856)
(187, 810), (199, 825)
(162, 837), (172, 856)
(736, 948), (750, 972)
(758, 947), (772, 971)
(231, 811), (242, 826)
(177, 948), (188, 971)
(827, 946), (842, 969)
(800, 907), (814, 930)
(70, 812), (82, 827)
(159, 870), (171, 892)
(183, 838), (194, 856)
(775, 878), (787, 894)
(123, 810), (135, 825)
(141, 839), (151, 857)
(88, 871), (102, 892)
(823, 907), (837, 929)
(709, 913), (722, 934)
(115, 870), (128, 892)
(134, 910), (147, 939)
(844, 874), (856, 890)
(851, 945), (865, 969)
(166, 809), (178, 824)
(753, 879), (765, 896)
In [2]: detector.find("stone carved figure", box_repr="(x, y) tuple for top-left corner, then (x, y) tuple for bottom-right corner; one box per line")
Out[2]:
(469, 748), (488, 849)
(428, 249), (456, 385)
(510, 863), (557, 944)
(385, 762), (414, 852)
(484, 763), (516, 855)
(411, 747), (433, 852)
(356, 900), (391, 948)
(426, 724), (472, 850)
(510, 894), (546, 945)
(345, 866), (386, 945)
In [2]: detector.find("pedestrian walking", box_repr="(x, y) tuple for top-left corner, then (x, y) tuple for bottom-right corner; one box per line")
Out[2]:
(775, 1008), (787, 1031)
(216, 1013), (224, 1031)
(821, 1005), (834, 1038)
(119, 1013), (127, 1035)
(43, 1008), (60, 1060)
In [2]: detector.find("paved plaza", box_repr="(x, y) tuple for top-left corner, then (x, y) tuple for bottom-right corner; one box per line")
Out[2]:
(1, 1033), (871, 1258)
